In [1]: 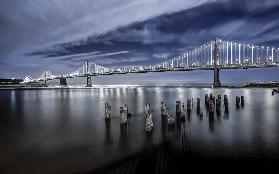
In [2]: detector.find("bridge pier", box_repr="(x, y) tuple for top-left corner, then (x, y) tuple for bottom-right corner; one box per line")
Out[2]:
(85, 60), (92, 87)
(212, 38), (221, 87)
(86, 75), (92, 87)
(59, 78), (67, 86)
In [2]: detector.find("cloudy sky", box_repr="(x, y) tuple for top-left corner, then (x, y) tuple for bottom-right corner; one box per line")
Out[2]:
(0, 0), (278, 84)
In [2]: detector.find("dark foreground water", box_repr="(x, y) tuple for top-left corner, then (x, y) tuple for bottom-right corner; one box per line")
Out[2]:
(0, 87), (279, 173)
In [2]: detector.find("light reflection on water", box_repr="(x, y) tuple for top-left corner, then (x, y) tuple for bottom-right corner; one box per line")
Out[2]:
(0, 87), (279, 173)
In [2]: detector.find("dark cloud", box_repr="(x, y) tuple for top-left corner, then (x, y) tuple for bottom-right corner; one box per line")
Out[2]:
(28, 0), (279, 67)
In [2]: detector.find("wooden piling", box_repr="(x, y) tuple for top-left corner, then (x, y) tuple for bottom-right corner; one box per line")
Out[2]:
(241, 96), (244, 107)
(236, 96), (240, 108)
(105, 102), (111, 120)
(176, 100), (181, 117)
(197, 98), (201, 111)
(224, 95), (229, 113)
(187, 99), (191, 114)
(208, 99), (214, 116)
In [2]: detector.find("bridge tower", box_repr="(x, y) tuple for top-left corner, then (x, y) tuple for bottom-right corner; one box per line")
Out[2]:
(85, 60), (92, 87)
(44, 70), (48, 86)
(212, 38), (221, 87)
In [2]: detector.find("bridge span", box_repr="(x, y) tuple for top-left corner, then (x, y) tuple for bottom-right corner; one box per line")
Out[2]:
(22, 38), (279, 87)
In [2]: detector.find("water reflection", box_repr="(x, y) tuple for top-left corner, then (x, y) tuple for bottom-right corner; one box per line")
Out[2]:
(209, 115), (215, 133)
(0, 87), (279, 173)
(104, 119), (112, 146)
(119, 124), (130, 151)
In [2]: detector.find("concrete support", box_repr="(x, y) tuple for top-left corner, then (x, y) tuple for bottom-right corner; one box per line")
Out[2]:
(60, 78), (67, 86)
(213, 38), (221, 87)
(85, 60), (92, 87)
(86, 75), (92, 87)
(44, 71), (48, 86)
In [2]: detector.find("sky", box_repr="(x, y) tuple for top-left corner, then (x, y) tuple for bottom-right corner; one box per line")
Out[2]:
(0, 0), (279, 84)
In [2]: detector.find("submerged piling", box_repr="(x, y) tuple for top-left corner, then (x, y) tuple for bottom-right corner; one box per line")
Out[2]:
(197, 98), (201, 112)
(216, 97), (221, 115)
(144, 104), (153, 132)
(181, 103), (186, 121)
(176, 100), (182, 117)
(208, 99), (214, 117)
(224, 95), (229, 113)
(241, 96), (244, 107)
(105, 102), (111, 120)
(161, 102), (168, 117)
(205, 94), (209, 107)
(187, 99), (191, 114)
(120, 105), (128, 125)
(236, 96), (240, 108)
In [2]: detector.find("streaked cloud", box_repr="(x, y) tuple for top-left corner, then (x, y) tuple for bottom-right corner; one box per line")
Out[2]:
(0, 0), (279, 78)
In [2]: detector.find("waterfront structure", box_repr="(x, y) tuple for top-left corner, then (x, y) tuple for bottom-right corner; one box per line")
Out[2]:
(21, 39), (279, 87)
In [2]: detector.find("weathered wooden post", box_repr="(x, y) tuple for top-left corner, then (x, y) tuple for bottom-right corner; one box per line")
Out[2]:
(216, 97), (221, 115)
(187, 99), (191, 114)
(144, 104), (150, 118)
(120, 105), (128, 125)
(209, 93), (213, 100)
(205, 94), (208, 104)
(224, 95), (229, 113)
(208, 99), (214, 117)
(197, 98), (201, 112)
(236, 96), (240, 108)
(241, 96), (244, 107)
(167, 114), (175, 127)
(191, 98), (194, 109)
(181, 102), (186, 121)
(145, 104), (153, 132)
(176, 100), (181, 117)
(218, 95), (221, 101)
(161, 102), (168, 117)
(105, 102), (111, 120)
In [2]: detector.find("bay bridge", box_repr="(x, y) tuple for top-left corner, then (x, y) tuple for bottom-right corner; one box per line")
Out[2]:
(22, 38), (279, 87)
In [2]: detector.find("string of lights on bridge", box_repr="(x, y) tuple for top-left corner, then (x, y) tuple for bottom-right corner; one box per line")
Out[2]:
(23, 39), (279, 84)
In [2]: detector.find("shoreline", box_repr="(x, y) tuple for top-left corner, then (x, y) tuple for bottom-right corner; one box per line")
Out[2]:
(0, 82), (279, 90)
(0, 86), (278, 90)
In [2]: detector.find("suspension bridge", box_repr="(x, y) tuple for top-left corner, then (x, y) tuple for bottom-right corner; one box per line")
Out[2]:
(22, 38), (279, 87)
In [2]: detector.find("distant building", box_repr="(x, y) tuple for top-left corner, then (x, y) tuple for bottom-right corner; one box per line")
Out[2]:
(0, 78), (23, 85)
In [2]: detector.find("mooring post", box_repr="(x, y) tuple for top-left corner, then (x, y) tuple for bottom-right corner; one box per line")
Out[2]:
(241, 96), (244, 107)
(236, 96), (240, 108)
(224, 95), (229, 113)
(197, 98), (201, 111)
(216, 97), (221, 115)
(209, 99), (215, 117)
(176, 100), (181, 117)
(187, 99), (191, 114)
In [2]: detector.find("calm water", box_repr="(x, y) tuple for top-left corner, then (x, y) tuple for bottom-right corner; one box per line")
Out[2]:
(0, 87), (279, 173)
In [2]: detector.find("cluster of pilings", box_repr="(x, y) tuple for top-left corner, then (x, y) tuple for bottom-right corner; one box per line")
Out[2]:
(235, 96), (245, 108)
(175, 100), (185, 121)
(104, 94), (246, 133)
(175, 99), (202, 118)
(272, 88), (279, 95)
(205, 94), (230, 117)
